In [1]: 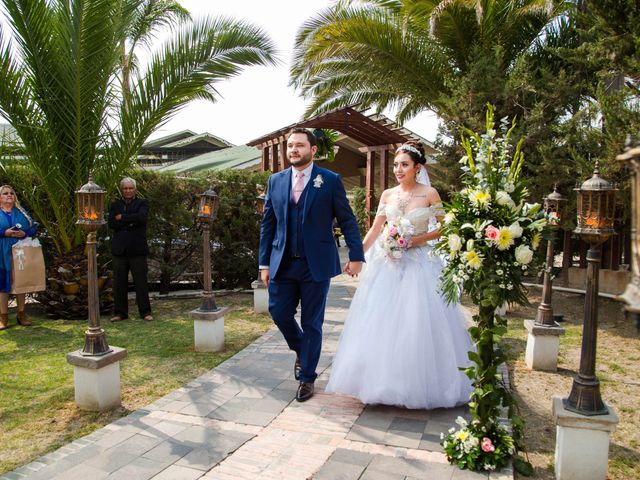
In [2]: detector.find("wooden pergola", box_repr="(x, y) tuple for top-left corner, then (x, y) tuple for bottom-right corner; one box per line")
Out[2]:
(247, 106), (427, 225)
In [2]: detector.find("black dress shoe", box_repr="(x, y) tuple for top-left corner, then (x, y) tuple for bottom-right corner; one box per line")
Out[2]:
(296, 381), (314, 402)
(294, 357), (302, 380)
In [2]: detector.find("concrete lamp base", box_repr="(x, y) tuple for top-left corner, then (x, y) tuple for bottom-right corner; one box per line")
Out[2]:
(251, 280), (269, 314)
(495, 302), (509, 316)
(66, 346), (127, 411)
(190, 307), (229, 352)
(524, 319), (565, 371)
(553, 395), (619, 480)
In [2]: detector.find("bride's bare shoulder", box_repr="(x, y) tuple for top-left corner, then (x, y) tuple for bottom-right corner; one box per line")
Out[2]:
(380, 188), (397, 201)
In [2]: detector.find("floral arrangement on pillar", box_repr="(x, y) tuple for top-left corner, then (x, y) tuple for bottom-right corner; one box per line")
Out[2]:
(437, 106), (545, 474)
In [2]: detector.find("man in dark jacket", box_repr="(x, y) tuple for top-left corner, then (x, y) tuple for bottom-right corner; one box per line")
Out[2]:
(108, 177), (152, 321)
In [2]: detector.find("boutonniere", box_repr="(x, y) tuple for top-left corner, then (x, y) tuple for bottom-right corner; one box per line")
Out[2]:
(313, 174), (324, 188)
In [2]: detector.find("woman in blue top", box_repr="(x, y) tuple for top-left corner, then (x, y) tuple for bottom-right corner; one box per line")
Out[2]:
(0, 185), (36, 330)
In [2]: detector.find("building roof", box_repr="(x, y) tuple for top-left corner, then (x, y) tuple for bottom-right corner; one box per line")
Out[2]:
(143, 130), (233, 150)
(247, 105), (437, 152)
(157, 145), (261, 173)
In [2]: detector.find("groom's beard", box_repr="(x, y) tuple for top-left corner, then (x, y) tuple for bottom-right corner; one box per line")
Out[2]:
(288, 151), (313, 168)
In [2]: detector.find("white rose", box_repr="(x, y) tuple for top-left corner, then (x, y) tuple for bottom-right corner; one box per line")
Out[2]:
(392, 250), (402, 259)
(444, 212), (456, 225)
(448, 234), (462, 252)
(496, 191), (515, 209)
(515, 244), (534, 265)
(508, 221), (523, 238)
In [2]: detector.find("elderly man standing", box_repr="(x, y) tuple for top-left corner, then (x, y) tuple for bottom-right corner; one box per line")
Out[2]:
(108, 177), (152, 322)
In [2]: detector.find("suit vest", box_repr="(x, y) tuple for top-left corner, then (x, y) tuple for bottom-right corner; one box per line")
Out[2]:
(285, 184), (309, 259)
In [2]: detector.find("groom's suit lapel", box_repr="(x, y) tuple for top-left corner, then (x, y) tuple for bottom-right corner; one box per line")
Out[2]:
(279, 168), (292, 225)
(302, 164), (319, 224)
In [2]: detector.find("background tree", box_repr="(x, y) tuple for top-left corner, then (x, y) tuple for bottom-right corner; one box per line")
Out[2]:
(291, 0), (564, 126)
(0, 0), (276, 255)
(0, 0), (276, 317)
(120, 0), (191, 111)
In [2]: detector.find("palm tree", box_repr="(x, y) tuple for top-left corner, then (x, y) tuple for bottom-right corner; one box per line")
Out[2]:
(290, 0), (565, 125)
(0, 0), (277, 317)
(120, 0), (191, 111)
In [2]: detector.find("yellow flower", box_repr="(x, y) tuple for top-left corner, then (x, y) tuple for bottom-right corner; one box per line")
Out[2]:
(464, 250), (483, 269)
(496, 227), (514, 251)
(531, 232), (541, 250)
(455, 430), (470, 441)
(468, 190), (491, 209)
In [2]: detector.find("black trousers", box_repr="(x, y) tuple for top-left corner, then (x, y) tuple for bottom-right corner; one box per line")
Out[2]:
(112, 255), (151, 318)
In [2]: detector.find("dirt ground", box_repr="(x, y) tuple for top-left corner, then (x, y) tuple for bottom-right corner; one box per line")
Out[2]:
(489, 289), (640, 479)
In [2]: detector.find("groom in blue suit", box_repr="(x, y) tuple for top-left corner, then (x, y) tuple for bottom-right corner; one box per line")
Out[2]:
(259, 128), (364, 402)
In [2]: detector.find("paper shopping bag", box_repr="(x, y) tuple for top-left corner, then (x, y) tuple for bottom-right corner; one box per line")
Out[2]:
(11, 242), (46, 294)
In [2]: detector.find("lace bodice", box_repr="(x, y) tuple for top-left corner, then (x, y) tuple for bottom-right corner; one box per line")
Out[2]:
(377, 204), (440, 235)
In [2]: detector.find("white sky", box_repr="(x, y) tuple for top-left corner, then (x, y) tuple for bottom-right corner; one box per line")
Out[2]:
(150, 0), (441, 145)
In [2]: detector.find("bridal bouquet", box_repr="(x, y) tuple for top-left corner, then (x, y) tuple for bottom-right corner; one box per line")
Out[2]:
(380, 218), (414, 259)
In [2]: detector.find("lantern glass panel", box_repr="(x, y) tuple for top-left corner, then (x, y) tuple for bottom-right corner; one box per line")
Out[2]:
(199, 196), (212, 217)
(211, 194), (219, 216)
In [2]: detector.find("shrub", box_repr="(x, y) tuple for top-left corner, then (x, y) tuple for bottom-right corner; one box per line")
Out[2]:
(0, 165), (269, 295)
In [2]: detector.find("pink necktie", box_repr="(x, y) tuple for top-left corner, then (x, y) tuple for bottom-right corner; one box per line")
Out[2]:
(293, 172), (305, 203)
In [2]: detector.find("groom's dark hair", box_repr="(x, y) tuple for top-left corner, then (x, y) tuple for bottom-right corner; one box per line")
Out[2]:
(288, 128), (317, 147)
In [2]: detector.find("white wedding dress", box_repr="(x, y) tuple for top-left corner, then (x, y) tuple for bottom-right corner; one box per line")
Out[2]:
(326, 204), (474, 409)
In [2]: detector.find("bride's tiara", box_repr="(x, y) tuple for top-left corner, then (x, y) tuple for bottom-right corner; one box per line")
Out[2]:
(396, 144), (423, 158)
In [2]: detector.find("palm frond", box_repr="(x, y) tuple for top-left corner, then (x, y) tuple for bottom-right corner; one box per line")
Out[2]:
(291, 4), (451, 120)
(110, 15), (278, 176)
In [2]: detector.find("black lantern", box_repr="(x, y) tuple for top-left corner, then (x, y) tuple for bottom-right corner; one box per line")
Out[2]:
(535, 186), (567, 326)
(564, 162), (617, 416)
(196, 186), (219, 312)
(75, 174), (110, 356)
(76, 174), (106, 233)
(198, 187), (219, 223)
(544, 185), (567, 228)
(574, 162), (616, 245)
(256, 184), (266, 216)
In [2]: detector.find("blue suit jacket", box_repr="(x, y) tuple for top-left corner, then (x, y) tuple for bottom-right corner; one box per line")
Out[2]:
(259, 165), (364, 282)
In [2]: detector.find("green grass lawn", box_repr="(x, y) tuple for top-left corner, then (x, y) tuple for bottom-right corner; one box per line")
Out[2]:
(497, 292), (640, 480)
(0, 293), (272, 474)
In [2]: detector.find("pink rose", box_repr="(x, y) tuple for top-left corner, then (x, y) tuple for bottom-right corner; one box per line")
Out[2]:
(397, 238), (406, 247)
(485, 225), (499, 241)
(388, 226), (398, 236)
(481, 437), (495, 453)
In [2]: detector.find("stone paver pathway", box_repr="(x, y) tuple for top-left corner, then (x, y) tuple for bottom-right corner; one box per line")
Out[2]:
(2, 270), (512, 480)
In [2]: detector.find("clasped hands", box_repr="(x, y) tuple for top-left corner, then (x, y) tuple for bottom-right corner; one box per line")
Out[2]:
(343, 261), (362, 277)
(5, 227), (25, 238)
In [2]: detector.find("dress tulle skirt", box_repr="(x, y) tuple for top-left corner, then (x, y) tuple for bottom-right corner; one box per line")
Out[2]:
(326, 244), (474, 409)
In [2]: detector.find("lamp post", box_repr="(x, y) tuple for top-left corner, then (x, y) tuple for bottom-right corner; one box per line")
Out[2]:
(617, 138), (640, 331)
(255, 185), (265, 282)
(535, 186), (567, 326)
(76, 174), (111, 356)
(196, 186), (220, 312)
(252, 185), (269, 313)
(564, 161), (617, 415)
(256, 185), (266, 217)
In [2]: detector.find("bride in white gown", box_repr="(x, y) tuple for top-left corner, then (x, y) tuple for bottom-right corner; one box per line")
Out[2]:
(326, 142), (474, 409)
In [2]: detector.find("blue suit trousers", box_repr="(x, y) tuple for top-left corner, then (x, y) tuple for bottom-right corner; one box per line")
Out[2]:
(268, 257), (330, 383)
